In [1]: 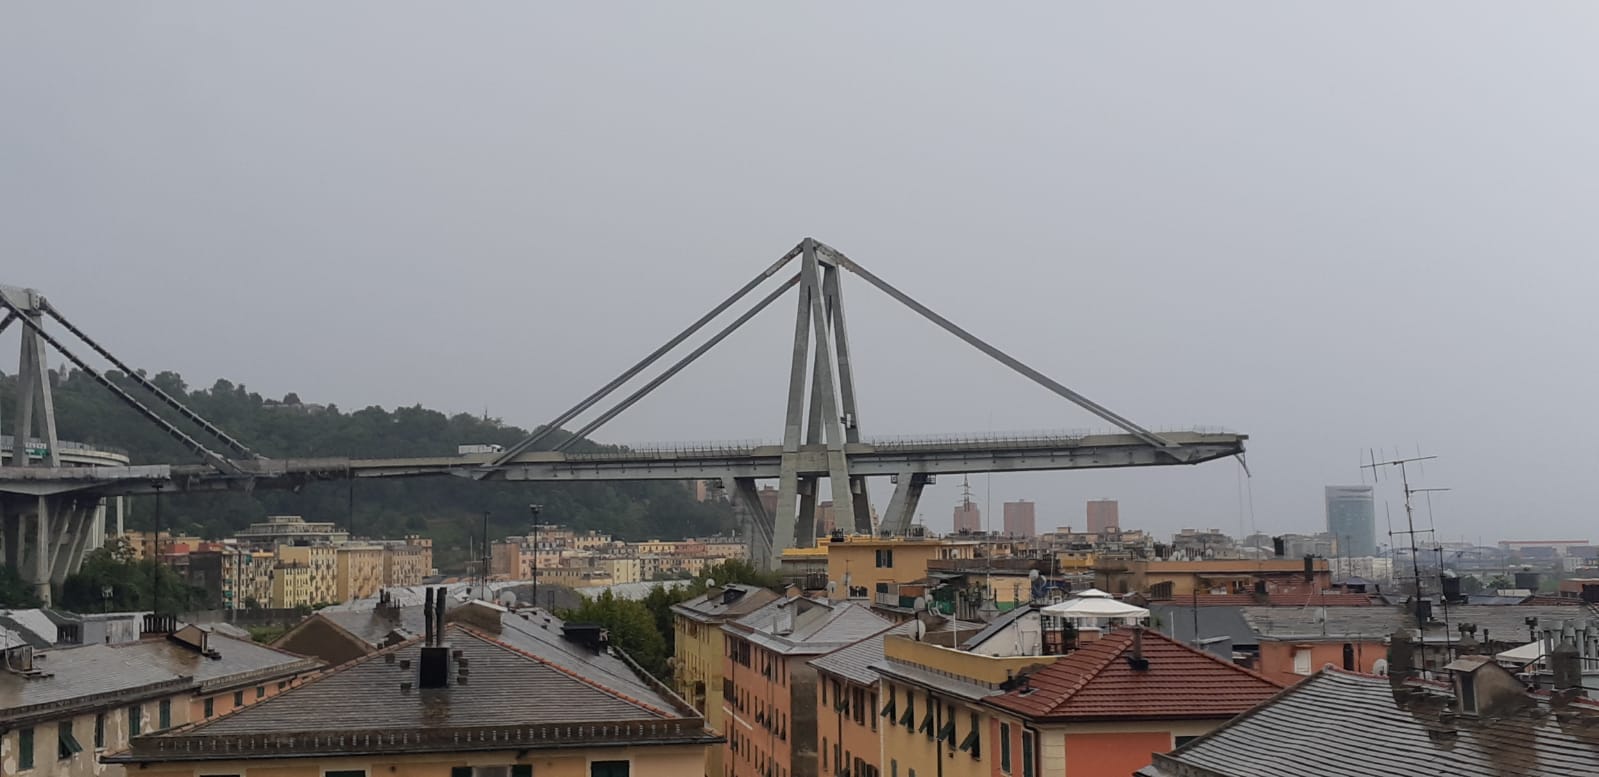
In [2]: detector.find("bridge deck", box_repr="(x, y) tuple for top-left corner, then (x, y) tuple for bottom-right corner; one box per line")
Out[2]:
(0, 431), (1245, 496)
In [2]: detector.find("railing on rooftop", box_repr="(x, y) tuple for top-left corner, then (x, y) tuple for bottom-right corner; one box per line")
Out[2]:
(126, 719), (710, 759)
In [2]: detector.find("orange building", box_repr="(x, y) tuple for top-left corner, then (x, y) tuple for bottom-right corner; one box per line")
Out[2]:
(822, 535), (977, 602)
(876, 622), (1283, 777)
(1238, 605), (1406, 685)
(722, 596), (891, 777)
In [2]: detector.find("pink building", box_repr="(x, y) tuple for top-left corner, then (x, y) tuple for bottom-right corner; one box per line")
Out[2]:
(1087, 499), (1120, 534)
(953, 498), (981, 534)
(1003, 500), (1036, 537)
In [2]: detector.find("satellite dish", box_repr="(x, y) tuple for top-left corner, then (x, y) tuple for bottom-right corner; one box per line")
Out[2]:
(912, 596), (927, 611)
(1373, 659), (1389, 676)
(913, 619), (928, 640)
(827, 581), (839, 595)
(1029, 569), (1041, 580)
(706, 578), (717, 589)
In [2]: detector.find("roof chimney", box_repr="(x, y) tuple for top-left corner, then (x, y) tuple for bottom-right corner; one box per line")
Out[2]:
(424, 587), (435, 645)
(1551, 636), (1582, 696)
(418, 587), (451, 690)
(1127, 628), (1150, 671)
(1387, 630), (1416, 687)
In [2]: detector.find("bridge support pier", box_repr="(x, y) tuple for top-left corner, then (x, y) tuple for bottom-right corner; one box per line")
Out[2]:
(0, 493), (111, 606)
(880, 471), (931, 536)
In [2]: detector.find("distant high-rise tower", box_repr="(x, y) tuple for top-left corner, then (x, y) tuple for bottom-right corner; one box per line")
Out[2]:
(1003, 501), (1036, 538)
(1086, 499), (1119, 534)
(1325, 486), (1377, 557)
(952, 476), (982, 534)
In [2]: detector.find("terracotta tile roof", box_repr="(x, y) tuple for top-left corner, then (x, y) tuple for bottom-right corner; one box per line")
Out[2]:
(987, 628), (1284, 721)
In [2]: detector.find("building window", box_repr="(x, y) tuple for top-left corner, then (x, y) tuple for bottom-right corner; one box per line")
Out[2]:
(256, 685), (266, 699)
(1175, 735), (1200, 749)
(1000, 721), (1012, 773)
(325, 771), (367, 777)
(278, 680), (287, 690)
(1293, 647), (1313, 675)
(94, 714), (105, 750)
(205, 697), (215, 717)
(234, 690), (246, 706)
(19, 727), (34, 770)
(1021, 730), (1036, 777)
(129, 705), (142, 737)
(822, 737), (829, 770)
(875, 549), (894, 568)
(57, 722), (83, 761)
(870, 691), (879, 732)
(159, 699), (172, 730)
(902, 690), (916, 731)
(959, 712), (981, 759)
(591, 760), (629, 777)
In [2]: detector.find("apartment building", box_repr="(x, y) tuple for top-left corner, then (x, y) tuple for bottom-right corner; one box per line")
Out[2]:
(722, 596), (891, 777)
(672, 584), (782, 777)
(335, 545), (385, 602)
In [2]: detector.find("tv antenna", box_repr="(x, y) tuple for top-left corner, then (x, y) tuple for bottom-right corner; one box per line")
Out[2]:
(1362, 452), (1449, 623)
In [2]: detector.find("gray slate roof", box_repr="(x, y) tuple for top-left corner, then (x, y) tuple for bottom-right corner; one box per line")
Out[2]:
(811, 621), (911, 685)
(494, 608), (682, 714)
(730, 598), (892, 655)
(316, 603), (430, 646)
(672, 584), (781, 623)
(193, 624), (678, 735)
(1242, 605), (1411, 641)
(0, 633), (317, 720)
(1151, 605), (1259, 649)
(1139, 670), (1599, 777)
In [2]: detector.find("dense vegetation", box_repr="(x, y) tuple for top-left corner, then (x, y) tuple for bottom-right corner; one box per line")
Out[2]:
(561, 559), (781, 677)
(0, 369), (736, 572)
(56, 537), (208, 612)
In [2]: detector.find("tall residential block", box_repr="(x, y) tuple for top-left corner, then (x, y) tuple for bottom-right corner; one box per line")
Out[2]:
(1325, 485), (1377, 557)
(1087, 499), (1120, 534)
(1003, 500), (1037, 538)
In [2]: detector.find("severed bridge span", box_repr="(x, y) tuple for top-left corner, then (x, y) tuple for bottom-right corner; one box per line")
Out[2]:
(0, 239), (1245, 602)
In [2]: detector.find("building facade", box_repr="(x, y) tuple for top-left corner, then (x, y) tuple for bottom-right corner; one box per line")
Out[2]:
(672, 585), (782, 777)
(1086, 499), (1120, 534)
(1003, 501), (1036, 538)
(1324, 486), (1376, 558)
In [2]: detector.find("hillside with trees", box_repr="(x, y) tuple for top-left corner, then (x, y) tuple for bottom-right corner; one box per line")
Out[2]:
(0, 369), (735, 571)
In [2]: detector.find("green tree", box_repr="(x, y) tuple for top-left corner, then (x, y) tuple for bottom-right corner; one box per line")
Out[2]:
(561, 590), (670, 679)
(59, 538), (207, 613)
(698, 559), (781, 590)
(0, 566), (42, 608)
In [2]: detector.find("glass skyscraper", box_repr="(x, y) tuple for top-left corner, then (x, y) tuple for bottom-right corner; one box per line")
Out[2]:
(1325, 485), (1377, 558)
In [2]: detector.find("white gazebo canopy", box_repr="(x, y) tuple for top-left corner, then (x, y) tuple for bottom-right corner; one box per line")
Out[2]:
(1040, 588), (1150, 625)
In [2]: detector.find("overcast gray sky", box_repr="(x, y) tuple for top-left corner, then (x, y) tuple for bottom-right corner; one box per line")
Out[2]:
(4, 3), (1597, 544)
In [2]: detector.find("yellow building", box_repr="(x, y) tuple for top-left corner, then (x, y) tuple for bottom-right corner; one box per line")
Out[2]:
(111, 595), (720, 777)
(335, 544), (385, 602)
(271, 562), (312, 608)
(670, 585), (781, 777)
(822, 535), (977, 601)
(381, 538), (433, 586)
(276, 544), (337, 604)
